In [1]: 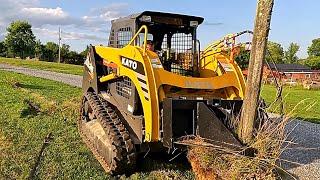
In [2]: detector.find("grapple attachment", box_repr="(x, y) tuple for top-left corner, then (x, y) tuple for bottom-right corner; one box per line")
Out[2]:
(162, 98), (243, 150)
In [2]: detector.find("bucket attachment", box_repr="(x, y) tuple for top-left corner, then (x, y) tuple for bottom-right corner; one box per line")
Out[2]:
(162, 98), (242, 150)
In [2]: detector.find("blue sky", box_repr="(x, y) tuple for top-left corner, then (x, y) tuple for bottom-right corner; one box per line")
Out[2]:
(0, 0), (319, 58)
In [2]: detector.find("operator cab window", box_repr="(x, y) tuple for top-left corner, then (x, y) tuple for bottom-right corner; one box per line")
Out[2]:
(137, 33), (153, 47)
(160, 33), (194, 76)
(116, 27), (132, 48)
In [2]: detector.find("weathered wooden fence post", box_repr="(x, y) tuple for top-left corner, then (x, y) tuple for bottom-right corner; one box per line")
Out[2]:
(238, 0), (274, 143)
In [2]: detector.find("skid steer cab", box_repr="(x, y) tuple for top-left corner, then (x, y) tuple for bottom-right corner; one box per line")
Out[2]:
(79, 11), (249, 174)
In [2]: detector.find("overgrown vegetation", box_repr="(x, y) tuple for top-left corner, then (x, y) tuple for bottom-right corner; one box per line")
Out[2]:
(185, 84), (307, 179)
(185, 85), (319, 179)
(187, 114), (291, 179)
(0, 70), (193, 179)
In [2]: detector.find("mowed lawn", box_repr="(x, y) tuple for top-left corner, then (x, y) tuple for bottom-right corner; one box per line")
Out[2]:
(261, 84), (320, 123)
(0, 59), (319, 178)
(0, 57), (319, 122)
(0, 70), (107, 179)
(0, 70), (193, 179)
(0, 57), (320, 123)
(0, 57), (83, 75)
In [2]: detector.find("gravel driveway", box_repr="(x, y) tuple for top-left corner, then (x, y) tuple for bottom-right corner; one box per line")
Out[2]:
(1, 63), (319, 179)
(0, 63), (82, 87)
(281, 120), (320, 179)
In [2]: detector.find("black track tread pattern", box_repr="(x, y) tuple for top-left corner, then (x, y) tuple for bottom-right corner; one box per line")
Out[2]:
(79, 91), (136, 175)
(99, 97), (137, 165)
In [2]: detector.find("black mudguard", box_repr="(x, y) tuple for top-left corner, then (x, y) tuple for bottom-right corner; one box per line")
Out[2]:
(82, 46), (99, 94)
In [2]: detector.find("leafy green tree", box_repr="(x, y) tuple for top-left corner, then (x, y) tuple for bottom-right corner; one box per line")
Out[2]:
(307, 38), (320, 57)
(235, 48), (250, 70)
(80, 45), (89, 58)
(0, 41), (7, 57)
(43, 42), (59, 61)
(303, 56), (320, 70)
(60, 44), (70, 62)
(4, 20), (36, 58)
(266, 41), (284, 63)
(34, 39), (43, 59)
(65, 51), (83, 65)
(284, 43), (300, 64)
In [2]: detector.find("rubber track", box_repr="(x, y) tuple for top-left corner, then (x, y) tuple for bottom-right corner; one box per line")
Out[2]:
(78, 91), (136, 175)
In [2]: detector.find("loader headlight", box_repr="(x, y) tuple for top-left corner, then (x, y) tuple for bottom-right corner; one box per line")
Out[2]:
(190, 21), (198, 27)
(140, 15), (152, 22)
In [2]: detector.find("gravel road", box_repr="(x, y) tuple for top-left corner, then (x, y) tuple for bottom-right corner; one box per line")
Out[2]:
(1, 63), (319, 179)
(0, 63), (82, 87)
(280, 120), (320, 179)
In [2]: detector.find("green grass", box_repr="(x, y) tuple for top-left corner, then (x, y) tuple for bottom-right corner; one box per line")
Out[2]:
(0, 57), (83, 75)
(0, 70), (193, 180)
(0, 60), (319, 179)
(261, 84), (320, 123)
(0, 56), (318, 123)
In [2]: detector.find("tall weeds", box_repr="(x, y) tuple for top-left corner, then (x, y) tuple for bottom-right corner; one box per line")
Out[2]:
(187, 112), (293, 180)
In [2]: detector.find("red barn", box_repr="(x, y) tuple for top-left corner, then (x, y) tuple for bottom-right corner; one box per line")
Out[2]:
(243, 63), (320, 83)
(264, 63), (320, 82)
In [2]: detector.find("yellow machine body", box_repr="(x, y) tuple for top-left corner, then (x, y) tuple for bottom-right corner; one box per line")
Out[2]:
(93, 26), (246, 142)
(79, 11), (254, 174)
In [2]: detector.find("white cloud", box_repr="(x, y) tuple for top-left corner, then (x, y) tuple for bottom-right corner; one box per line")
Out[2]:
(90, 3), (129, 19)
(0, 1), (129, 50)
(63, 31), (106, 41)
(22, 7), (68, 18)
(0, 1), (128, 31)
(19, 7), (82, 27)
(82, 3), (129, 26)
(33, 27), (106, 42)
(0, 0), (39, 25)
(33, 27), (58, 36)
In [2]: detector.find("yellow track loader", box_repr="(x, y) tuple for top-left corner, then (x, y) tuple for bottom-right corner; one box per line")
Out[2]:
(79, 11), (253, 174)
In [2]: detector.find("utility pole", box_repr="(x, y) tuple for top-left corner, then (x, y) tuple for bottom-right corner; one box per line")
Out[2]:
(58, 27), (61, 63)
(238, 0), (274, 143)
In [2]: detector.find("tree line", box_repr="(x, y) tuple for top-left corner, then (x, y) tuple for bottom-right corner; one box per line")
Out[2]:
(266, 41), (320, 70)
(237, 40), (320, 70)
(1, 20), (320, 69)
(0, 20), (88, 65)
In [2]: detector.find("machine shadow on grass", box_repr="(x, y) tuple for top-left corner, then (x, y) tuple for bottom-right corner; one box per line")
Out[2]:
(18, 83), (56, 90)
(20, 99), (41, 118)
(20, 106), (39, 118)
(6, 77), (55, 91)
